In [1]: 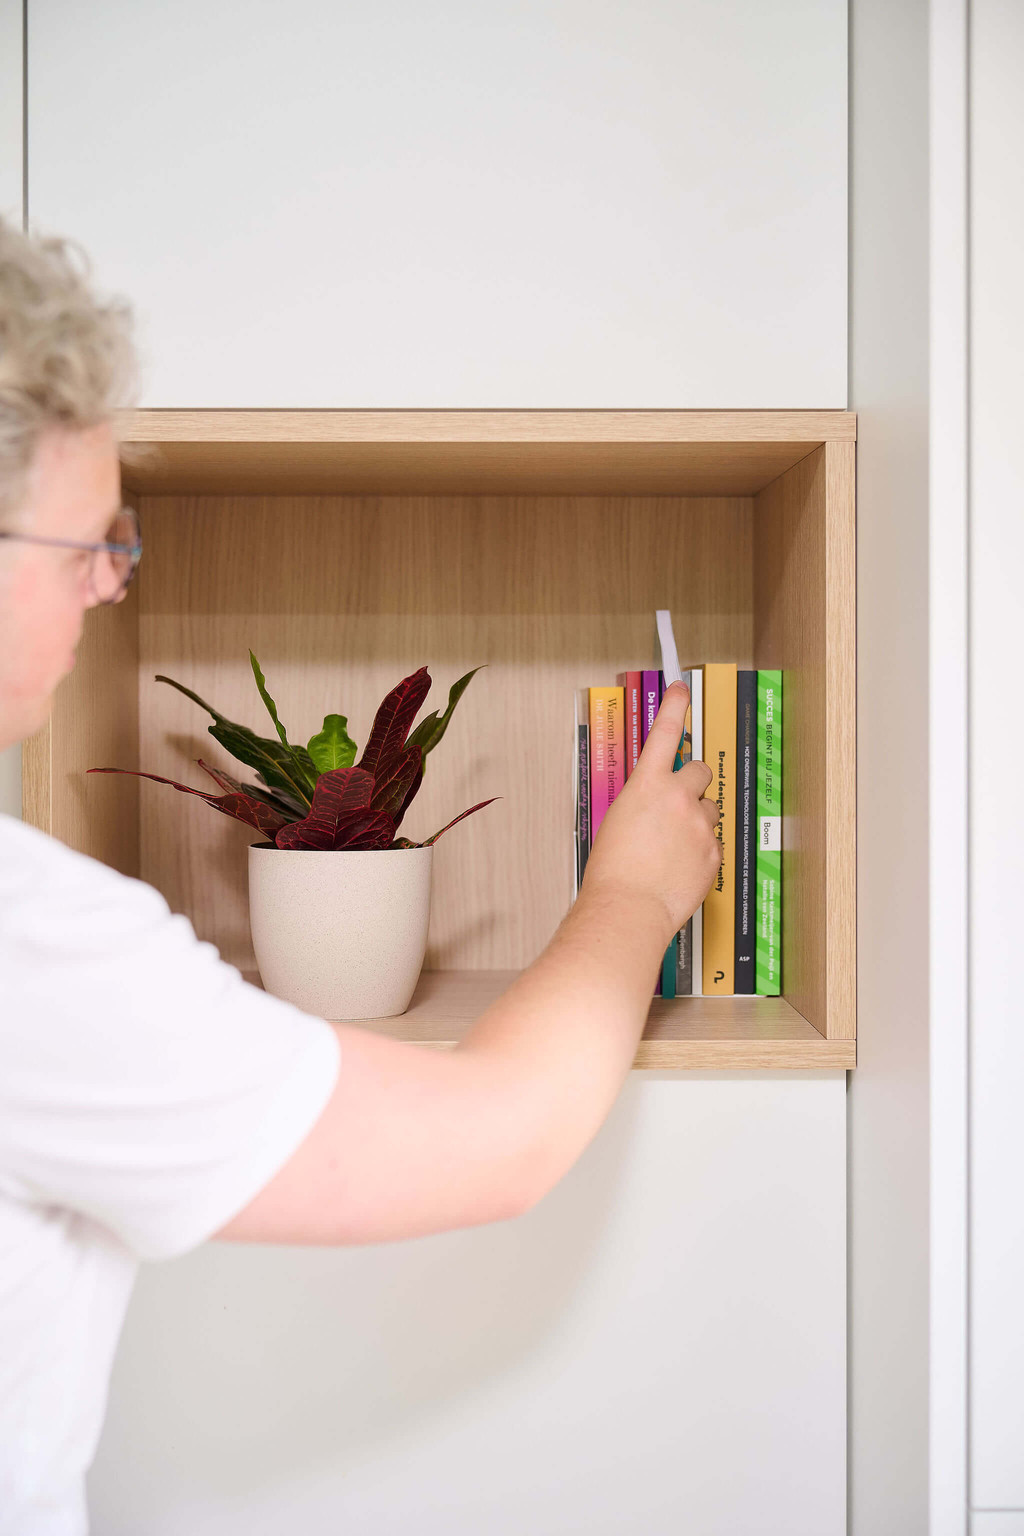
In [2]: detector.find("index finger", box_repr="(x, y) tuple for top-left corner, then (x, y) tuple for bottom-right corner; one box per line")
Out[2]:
(635, 680), (690, 775)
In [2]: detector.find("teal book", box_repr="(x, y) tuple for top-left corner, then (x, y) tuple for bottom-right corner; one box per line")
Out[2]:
(661, 936), (677, 999)
(755, 670), (783, 995)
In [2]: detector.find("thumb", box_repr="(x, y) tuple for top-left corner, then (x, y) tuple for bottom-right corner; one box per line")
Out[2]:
(636, 680), (690, 775)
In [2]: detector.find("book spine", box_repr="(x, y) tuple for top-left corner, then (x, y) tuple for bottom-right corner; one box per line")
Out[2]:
(654, 672), (667, 997)
(617, 671), (643, 777)
(734, 670), (757, 993)
(756, 670), (783, 995)
(702, 663), (737, 994)
(575, 687), (591, 893)
(689, 666), (704, 995)
(641, 670), (660, 746)
(588, 686), (625, 842)
(661, 937), (677, 999)
(674, 668), (694, 996)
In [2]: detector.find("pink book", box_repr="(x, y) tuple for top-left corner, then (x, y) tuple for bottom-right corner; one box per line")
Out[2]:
(616, 671), (643, 777)
(588, 686), (626, 841)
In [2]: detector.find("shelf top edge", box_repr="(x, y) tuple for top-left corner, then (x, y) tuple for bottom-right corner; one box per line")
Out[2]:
(117, 408), (857, 445)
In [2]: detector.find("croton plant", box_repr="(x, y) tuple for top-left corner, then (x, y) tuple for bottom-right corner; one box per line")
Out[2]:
(89, 656), (498, 851)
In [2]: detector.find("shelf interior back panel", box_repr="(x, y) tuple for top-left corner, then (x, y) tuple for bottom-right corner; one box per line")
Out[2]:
(135, 493), (754, 973)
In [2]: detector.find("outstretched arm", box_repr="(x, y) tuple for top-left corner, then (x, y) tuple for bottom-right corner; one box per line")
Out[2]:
(215, 682), (721, 1247)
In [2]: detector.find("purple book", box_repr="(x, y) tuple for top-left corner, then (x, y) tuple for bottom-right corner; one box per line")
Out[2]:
(641, 670), (660, 747)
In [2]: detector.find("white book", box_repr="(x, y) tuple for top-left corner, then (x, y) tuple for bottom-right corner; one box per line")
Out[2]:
(656, 608), (682, 687)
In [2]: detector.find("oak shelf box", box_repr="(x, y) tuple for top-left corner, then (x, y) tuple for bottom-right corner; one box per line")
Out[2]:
(24, 410), (856, 1071)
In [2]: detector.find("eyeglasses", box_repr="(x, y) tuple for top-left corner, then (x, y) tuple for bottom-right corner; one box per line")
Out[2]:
(0, 505), (143, 605)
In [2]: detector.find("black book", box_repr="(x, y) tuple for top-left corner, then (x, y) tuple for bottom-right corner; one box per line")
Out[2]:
(734, 670), (757, 993)
(575, 688), (591, 891)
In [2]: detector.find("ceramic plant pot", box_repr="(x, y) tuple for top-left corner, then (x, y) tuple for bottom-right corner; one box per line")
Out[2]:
(248, 844), (433, 1021)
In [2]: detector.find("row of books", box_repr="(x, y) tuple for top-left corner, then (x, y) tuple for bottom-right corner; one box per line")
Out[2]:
(573, 665), (783, 998)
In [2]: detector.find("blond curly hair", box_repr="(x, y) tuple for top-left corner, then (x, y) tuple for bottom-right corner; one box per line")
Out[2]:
(0, 219), (135, 528)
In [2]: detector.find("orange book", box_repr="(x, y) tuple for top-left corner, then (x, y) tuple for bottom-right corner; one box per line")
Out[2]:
(702, 663), (738, 994)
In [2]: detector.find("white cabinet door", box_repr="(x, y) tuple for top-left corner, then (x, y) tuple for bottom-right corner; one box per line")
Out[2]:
(27, 0), (847, 408)
(88, 1074), (846, 1536)
(970, 0), (1024, 1513)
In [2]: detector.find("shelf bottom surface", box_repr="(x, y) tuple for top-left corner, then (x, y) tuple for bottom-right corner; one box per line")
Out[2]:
(251, 969), (854, 1070)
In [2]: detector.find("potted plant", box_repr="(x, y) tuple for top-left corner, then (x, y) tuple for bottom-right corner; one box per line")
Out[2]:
(91, 656), (497, 1020)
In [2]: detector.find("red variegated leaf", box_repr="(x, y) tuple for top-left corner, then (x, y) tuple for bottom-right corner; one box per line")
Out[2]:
(196, 758), (303, 819)
(371, 743), (422, 820)
(334, 809), (397, 850)
(356, 667), (431, 782)
(87, 767), (289, 835)
(391, 797), (500, 848)
(272, 766), (375, 849)
(276, 804), (395, 851)
(213, 792), (293, 836)
(392, 753), (424, 830)
(196, 758), (238, 794)
(422, 797), (500, 845)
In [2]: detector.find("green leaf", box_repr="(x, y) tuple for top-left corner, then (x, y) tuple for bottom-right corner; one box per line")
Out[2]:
(406, 665), (485, 762)
(249, 651), (290, 750)
(155, 673), (314, 809)
(307, 713), (357, 775)
(249, 652), (317, 792)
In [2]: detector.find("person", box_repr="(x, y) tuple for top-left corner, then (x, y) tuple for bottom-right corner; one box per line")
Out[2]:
(0, 219), (721, 1535)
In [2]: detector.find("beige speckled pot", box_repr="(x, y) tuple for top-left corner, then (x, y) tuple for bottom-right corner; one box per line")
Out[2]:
(248, 845), (433, 1021)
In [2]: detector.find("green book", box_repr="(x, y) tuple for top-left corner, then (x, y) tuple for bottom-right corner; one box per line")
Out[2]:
(755, 671), (783, 995)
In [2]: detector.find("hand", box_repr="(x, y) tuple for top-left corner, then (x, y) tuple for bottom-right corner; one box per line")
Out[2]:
(581, 681), (722, 936)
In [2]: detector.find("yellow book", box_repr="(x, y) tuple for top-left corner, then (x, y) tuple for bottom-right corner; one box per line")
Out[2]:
(702, 663), (738, 994)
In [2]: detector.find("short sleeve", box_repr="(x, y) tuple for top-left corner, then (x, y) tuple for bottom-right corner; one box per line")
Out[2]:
(0, 819), (341, 1262)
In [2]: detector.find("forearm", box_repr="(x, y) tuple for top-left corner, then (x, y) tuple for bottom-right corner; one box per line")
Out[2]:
(217, 686), (718, 1249)
(457, 882), (673, 1205)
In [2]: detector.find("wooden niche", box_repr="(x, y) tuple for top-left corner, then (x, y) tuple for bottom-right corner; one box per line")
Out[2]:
(25, 411), (856, 1069)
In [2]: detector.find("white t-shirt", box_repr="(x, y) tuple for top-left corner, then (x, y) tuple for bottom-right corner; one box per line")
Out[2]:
(0, 814), (341, 1536)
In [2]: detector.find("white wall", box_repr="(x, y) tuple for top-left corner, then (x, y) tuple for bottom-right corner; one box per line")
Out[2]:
(27, 0), (847, 408)
(928, 2), (969, 1531)
(0, 0), (21, 221)
(89, 1074), (847, 1536)
(14, 6), (853, 1530)
(847, 1), (932, 1531)
(968, 0), (1024, 1514)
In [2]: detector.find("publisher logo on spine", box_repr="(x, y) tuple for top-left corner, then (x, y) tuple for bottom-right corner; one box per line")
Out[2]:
(759, 816), (781, 853)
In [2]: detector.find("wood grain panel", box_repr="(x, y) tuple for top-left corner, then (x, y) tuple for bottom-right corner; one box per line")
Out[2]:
(137, 494), (753, 973)
(121, 440), (823, 499)
(243, 969), (856, 1069)
(754, 444), (856, 1043)
(21, 722), (51, 835)
(121, 408), (858, 444)
(118, 410), (856, 497)
(22, 578), (140, 876)
(824, 439), (857, 1040)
